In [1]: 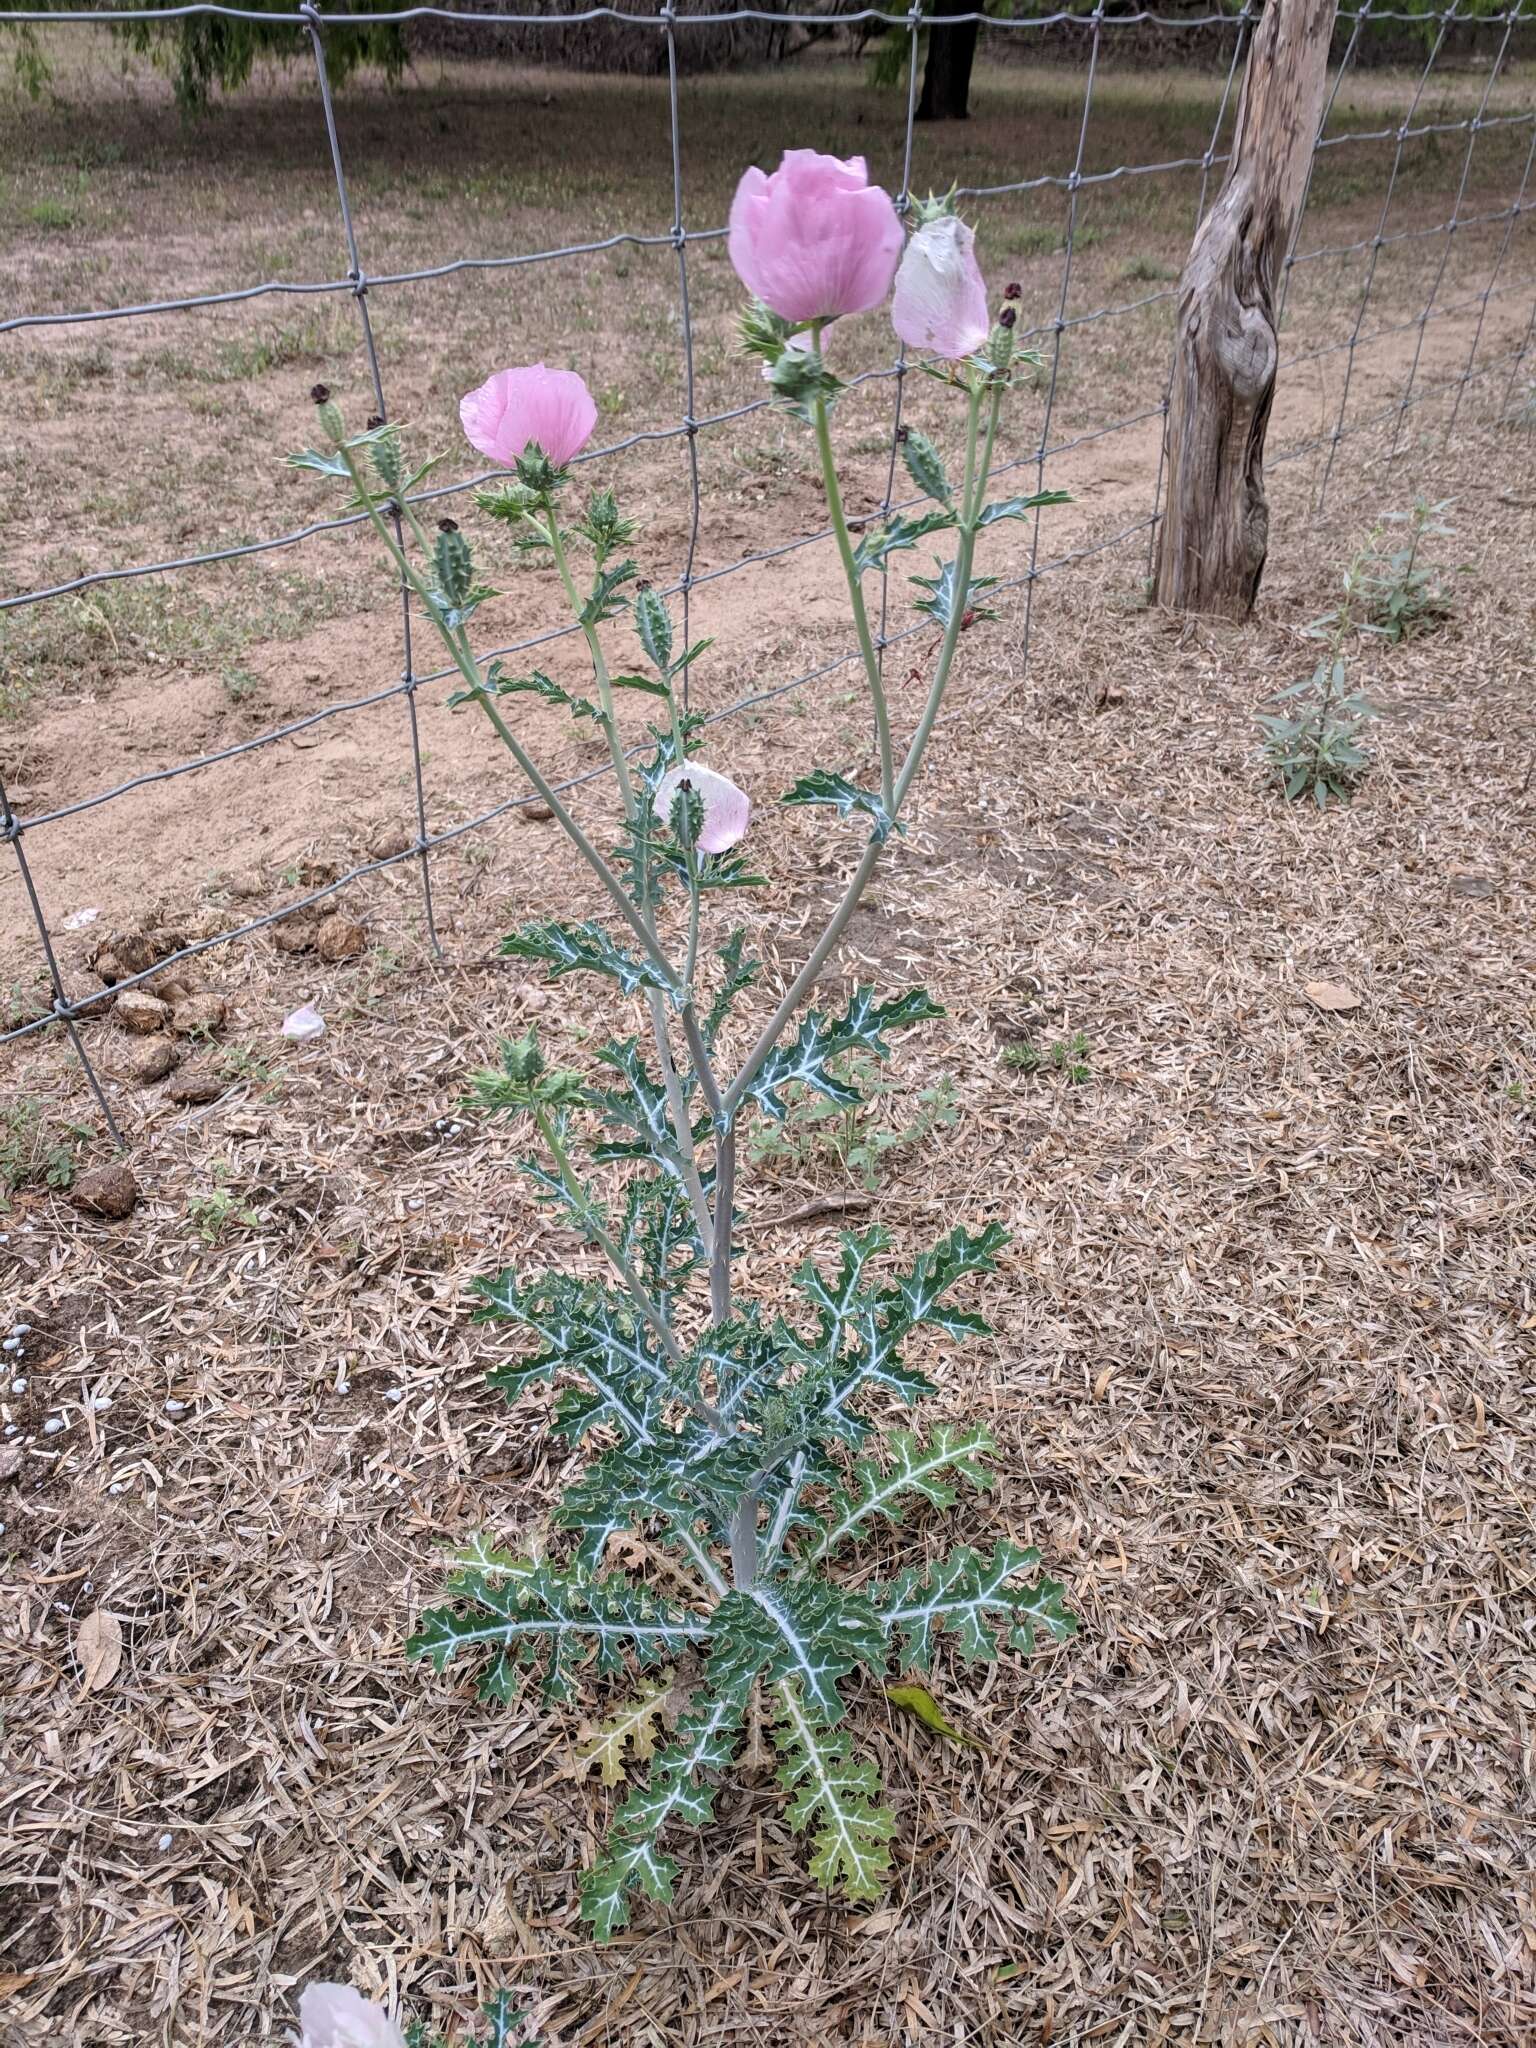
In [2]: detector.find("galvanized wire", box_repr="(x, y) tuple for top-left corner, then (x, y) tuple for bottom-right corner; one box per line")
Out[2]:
(5, 0), (1535, 1120)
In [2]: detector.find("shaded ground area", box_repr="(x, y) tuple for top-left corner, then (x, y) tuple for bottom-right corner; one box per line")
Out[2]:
(2, 33), (1536, 2048)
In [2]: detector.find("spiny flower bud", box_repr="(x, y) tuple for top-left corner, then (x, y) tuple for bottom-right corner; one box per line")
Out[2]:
(438, 518), (460, 534)
(1003, 281), (1022, 302)
(310, 383), (331, 405)
(999, 306), (1017, 330)
(366, 413), (386, 431)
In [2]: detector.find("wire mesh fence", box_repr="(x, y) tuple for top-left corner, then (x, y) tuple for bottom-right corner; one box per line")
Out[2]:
(3, 0), (1534, 1139)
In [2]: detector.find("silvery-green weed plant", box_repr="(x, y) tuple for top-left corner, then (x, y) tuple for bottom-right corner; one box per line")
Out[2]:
(292, 157), (1074, 1940)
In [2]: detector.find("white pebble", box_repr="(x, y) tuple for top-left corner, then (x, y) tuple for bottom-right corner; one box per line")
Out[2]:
(157, 1832), (173, 1852)
(11, 1379), (27, 1393)
(2, 1339), (20, 1353)
(108, 1482), (124, 1495)
(335, 1379), (351, 1396)
(12, 1325), (28, 1336)
(384, 1388), (403, 1403)
(92, 1397), (112, 1412)
(3, 1424), (16, 1437)
(42, 1417), (65, 1435)
(164, 1399), (188, 1416)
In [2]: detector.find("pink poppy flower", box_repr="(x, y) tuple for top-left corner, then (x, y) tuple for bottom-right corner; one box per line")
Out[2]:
(655, 762), (752, 855)
(295, 1982), (406, 2048)
(460, 363), (597, 469)
(728, 151), (903, 326)
(891, 215), (991, 360)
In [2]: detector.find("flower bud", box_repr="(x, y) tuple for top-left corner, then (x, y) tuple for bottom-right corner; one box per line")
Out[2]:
(1003, 282), (1022, 302)
(999, 306), (1017, 330)
(438, 517), (460, 534)
(366, 413), (386, 430)
(310, 384), (331, 405)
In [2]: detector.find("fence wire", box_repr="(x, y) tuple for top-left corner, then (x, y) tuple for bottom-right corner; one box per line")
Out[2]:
(3, 0), (1535, 1139)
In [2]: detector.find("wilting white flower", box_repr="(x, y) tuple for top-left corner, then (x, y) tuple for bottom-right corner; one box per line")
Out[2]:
(654, 761), (752, 854)
(891, 214), (991, 360)
(295, 1982), (407, 2048)
(281, 1003), (326, 1043)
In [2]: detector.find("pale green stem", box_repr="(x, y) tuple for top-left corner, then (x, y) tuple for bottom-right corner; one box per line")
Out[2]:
(726, 381), (996, 1118)
(811, 323), (894, 811)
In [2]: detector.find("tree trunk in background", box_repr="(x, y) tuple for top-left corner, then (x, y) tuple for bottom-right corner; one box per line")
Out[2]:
(1153, 0), (1336, 617)
(917, 0), (980, 121)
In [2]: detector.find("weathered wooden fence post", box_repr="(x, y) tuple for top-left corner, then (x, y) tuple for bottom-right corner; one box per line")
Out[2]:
(1154, 0), (1337, 618)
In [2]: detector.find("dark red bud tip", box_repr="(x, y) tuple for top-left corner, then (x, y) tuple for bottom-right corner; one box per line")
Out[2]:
(999, 307), (1017, 329)
(310, 383), (331, 405)
(1003, 282), (1022, 301)
(437, 518), (460, 533)
(366, 413), (386, 431)
(895, 424), (910, 443)
(636, 578), (653, 592)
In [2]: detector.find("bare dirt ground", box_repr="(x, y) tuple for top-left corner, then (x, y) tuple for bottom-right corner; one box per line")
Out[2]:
(3, 33), (1536, 2048)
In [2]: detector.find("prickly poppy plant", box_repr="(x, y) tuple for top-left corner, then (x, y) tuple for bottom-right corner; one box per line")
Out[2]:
(291, 175), (1075, 1942)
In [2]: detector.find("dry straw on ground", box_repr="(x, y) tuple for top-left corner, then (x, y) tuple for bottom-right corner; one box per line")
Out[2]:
(3, 40), (1536, 2048)
(5, 410), (1535, 2046)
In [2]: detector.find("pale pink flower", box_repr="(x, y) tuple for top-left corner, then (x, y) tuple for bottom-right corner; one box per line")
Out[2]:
(655, 762), (751, 855)
(460, 363), (597, 469)
(891, 215), (990, 360)
(728, 151), (903, 326)
(295, 1982), (406, 2048)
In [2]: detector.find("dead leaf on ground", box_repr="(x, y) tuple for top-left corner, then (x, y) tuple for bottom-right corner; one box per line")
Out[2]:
(76, 1609), (123, 1694)
(1303, 979), (1362, 1013)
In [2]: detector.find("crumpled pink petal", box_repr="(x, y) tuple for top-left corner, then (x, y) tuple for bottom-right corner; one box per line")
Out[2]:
(460, 363), (598, 468)
(281, 1003), (326, 1043)
(891, 215), (991, 360)
(655, 761), (752, 855)
(728, 150), (903, 326)
(295, 1982), (407, 2048)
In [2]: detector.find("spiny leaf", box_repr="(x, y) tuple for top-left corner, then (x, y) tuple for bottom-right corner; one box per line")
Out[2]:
(773, 1680), (895, 1901)
(408, 1555), (707, 1706)
(582, 557), (639, 626)
(587, 1037), (693, 1181)
(975, 488), (1072, 526)
(473, 1270), (672, 1444)
(885, 1679), (988, 1751)
(780, 771), (899, 844)
(797, 1424), (997, 1566)
(617, 1171), (703, 1312)
(911, 557), (1000, 630)
(608, 671), (672, 699)
(501, 919), (675, 997)
(580, 1668), (751, 1940)
(851, 506), (957, 576)
(488, 667), (600, 723)
(633, 586), (674, 673)
(744, 987), (943, 1122)
(577, 1671), (678, 1786)
(702, 928), (761, 1051)
(711, 1580), (886, 1724)
(874, 1540), (1077, 1670)
(877, 1220), (1009, 1339)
